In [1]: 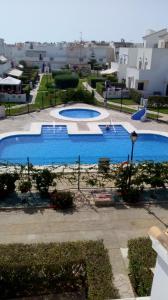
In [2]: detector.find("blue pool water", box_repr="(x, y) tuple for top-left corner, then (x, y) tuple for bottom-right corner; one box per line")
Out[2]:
(59, 108), (100, 118)
(0, 125), (168, 165)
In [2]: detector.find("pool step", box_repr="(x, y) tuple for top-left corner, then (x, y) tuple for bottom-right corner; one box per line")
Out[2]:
(42, 125), (129, 139)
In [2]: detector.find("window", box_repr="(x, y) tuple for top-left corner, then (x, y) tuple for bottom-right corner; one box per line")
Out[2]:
(138, 82), (144, 91)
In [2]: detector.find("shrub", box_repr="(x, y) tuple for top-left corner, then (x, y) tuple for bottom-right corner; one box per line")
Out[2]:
(89, 77), (105, 88)
(98, 158), (110, 173)
(106, 75), (118, 82)
(0, 172), (19, 198)
(148, 96), (168, 107)
(0, 241), (118, 299)
(18, 180), (32, 193)
(129, 88), (141, 104)
(50, 190), (74, 209)
(61, 88), (95, 105)
(122, 187), (141, 202)
(128, 237), (156, 296)
(55, 74), (79, 89)
(110, 82), (126, 88)
(96, 82), (105, 96)
(52, 70), (71, 77)
(22, 84), (31, 99)
(33, 169), (56, 195)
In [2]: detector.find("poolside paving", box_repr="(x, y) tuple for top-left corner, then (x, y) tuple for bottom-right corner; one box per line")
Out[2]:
(0, 103), (168, 135)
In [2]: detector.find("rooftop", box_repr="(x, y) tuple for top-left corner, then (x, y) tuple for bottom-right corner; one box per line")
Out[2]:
(7, 68), (23, 78)
(0, 76), (21, 85)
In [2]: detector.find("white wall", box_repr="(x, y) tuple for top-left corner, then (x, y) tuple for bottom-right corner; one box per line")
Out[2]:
(150, 235), (168, 300)
(151, 256), (168, 300)
(136, 48), (153, 70)
(143, 29), (167, 48)
(0, 93), (26, 103)
(2, 41), (114, 71)
(0, 61), (11, 76)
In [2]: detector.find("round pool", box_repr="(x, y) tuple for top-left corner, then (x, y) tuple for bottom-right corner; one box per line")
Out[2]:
(59, 108), (100, 119)
(50, 106), (110, 121)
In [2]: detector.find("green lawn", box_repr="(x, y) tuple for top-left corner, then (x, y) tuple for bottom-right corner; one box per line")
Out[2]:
(38, 74), (54, 91)
(108, 98), (137, 105)
(95, 100), (160, 121)
(148, 107), (168, 114)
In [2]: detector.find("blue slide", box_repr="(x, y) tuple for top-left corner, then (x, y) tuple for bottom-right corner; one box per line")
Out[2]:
(131, 108), (147, 121)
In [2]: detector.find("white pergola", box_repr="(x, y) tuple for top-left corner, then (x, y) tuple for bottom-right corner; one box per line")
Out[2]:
(100, 68), (118, 75)
(7, 68), (23, 78)
(0, 76), (21, 92)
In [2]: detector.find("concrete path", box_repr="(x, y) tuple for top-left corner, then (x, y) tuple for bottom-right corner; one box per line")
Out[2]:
(30, 73), (43, 104)
(0, 204), (167, 298)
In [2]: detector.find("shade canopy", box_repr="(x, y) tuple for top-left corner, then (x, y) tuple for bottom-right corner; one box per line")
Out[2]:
(0, 76), (21, 86)
(0, 55), (8, 63)
(7, 68), (23, 78)
(100, 68), (118, 75)
(18, 64), (24, 69)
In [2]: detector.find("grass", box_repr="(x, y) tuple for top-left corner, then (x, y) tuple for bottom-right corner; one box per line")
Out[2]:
(109, 98), (137, 105)
(148, 107), (168, 114)
(3, 76), (165, 121)
(95, 100), (160, 120)
(38, 74), (54, 91)
(0, 102), (19, 107)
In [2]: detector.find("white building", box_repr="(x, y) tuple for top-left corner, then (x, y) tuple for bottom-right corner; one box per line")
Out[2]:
(0, 39), (114, 72)
(149, 226), (168, 300)
(0, 54), (11, 77)
(112, 28), (168, 96)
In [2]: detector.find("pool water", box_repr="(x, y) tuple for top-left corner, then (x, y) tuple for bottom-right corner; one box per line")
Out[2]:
(0, 125), (168, 165)
(59, 108), (100, 118)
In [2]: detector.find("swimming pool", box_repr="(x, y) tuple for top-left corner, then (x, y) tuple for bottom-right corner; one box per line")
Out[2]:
(0, 125), (168, 165)
(59, 108), (100, 119)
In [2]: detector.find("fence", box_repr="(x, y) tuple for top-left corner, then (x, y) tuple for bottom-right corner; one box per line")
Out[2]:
(0, 155), (168, 191)
(5, 93), (57, 117)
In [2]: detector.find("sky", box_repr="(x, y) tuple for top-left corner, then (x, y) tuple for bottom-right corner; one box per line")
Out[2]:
(1, 0), (168, 44)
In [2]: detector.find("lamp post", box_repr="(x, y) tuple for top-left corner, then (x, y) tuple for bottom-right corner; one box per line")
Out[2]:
(120, 79), (125, 112)
(120, 89), (123, 112)
(128, 131), (138, 187)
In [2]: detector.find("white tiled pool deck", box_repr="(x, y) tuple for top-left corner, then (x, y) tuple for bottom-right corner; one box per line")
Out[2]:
(0, 103), (167, 137)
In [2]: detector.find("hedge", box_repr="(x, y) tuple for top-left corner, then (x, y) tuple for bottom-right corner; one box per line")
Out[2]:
(129, 88), (141, 104)
(148, 96), (168, 107)
(60, 88), (95, 105)
(52, 70), (71, 77)
(89, 77), (105, 88)
(0, 241), (119, 300)
(128, 237), (156, 297)
(55, 74), (79, 89)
